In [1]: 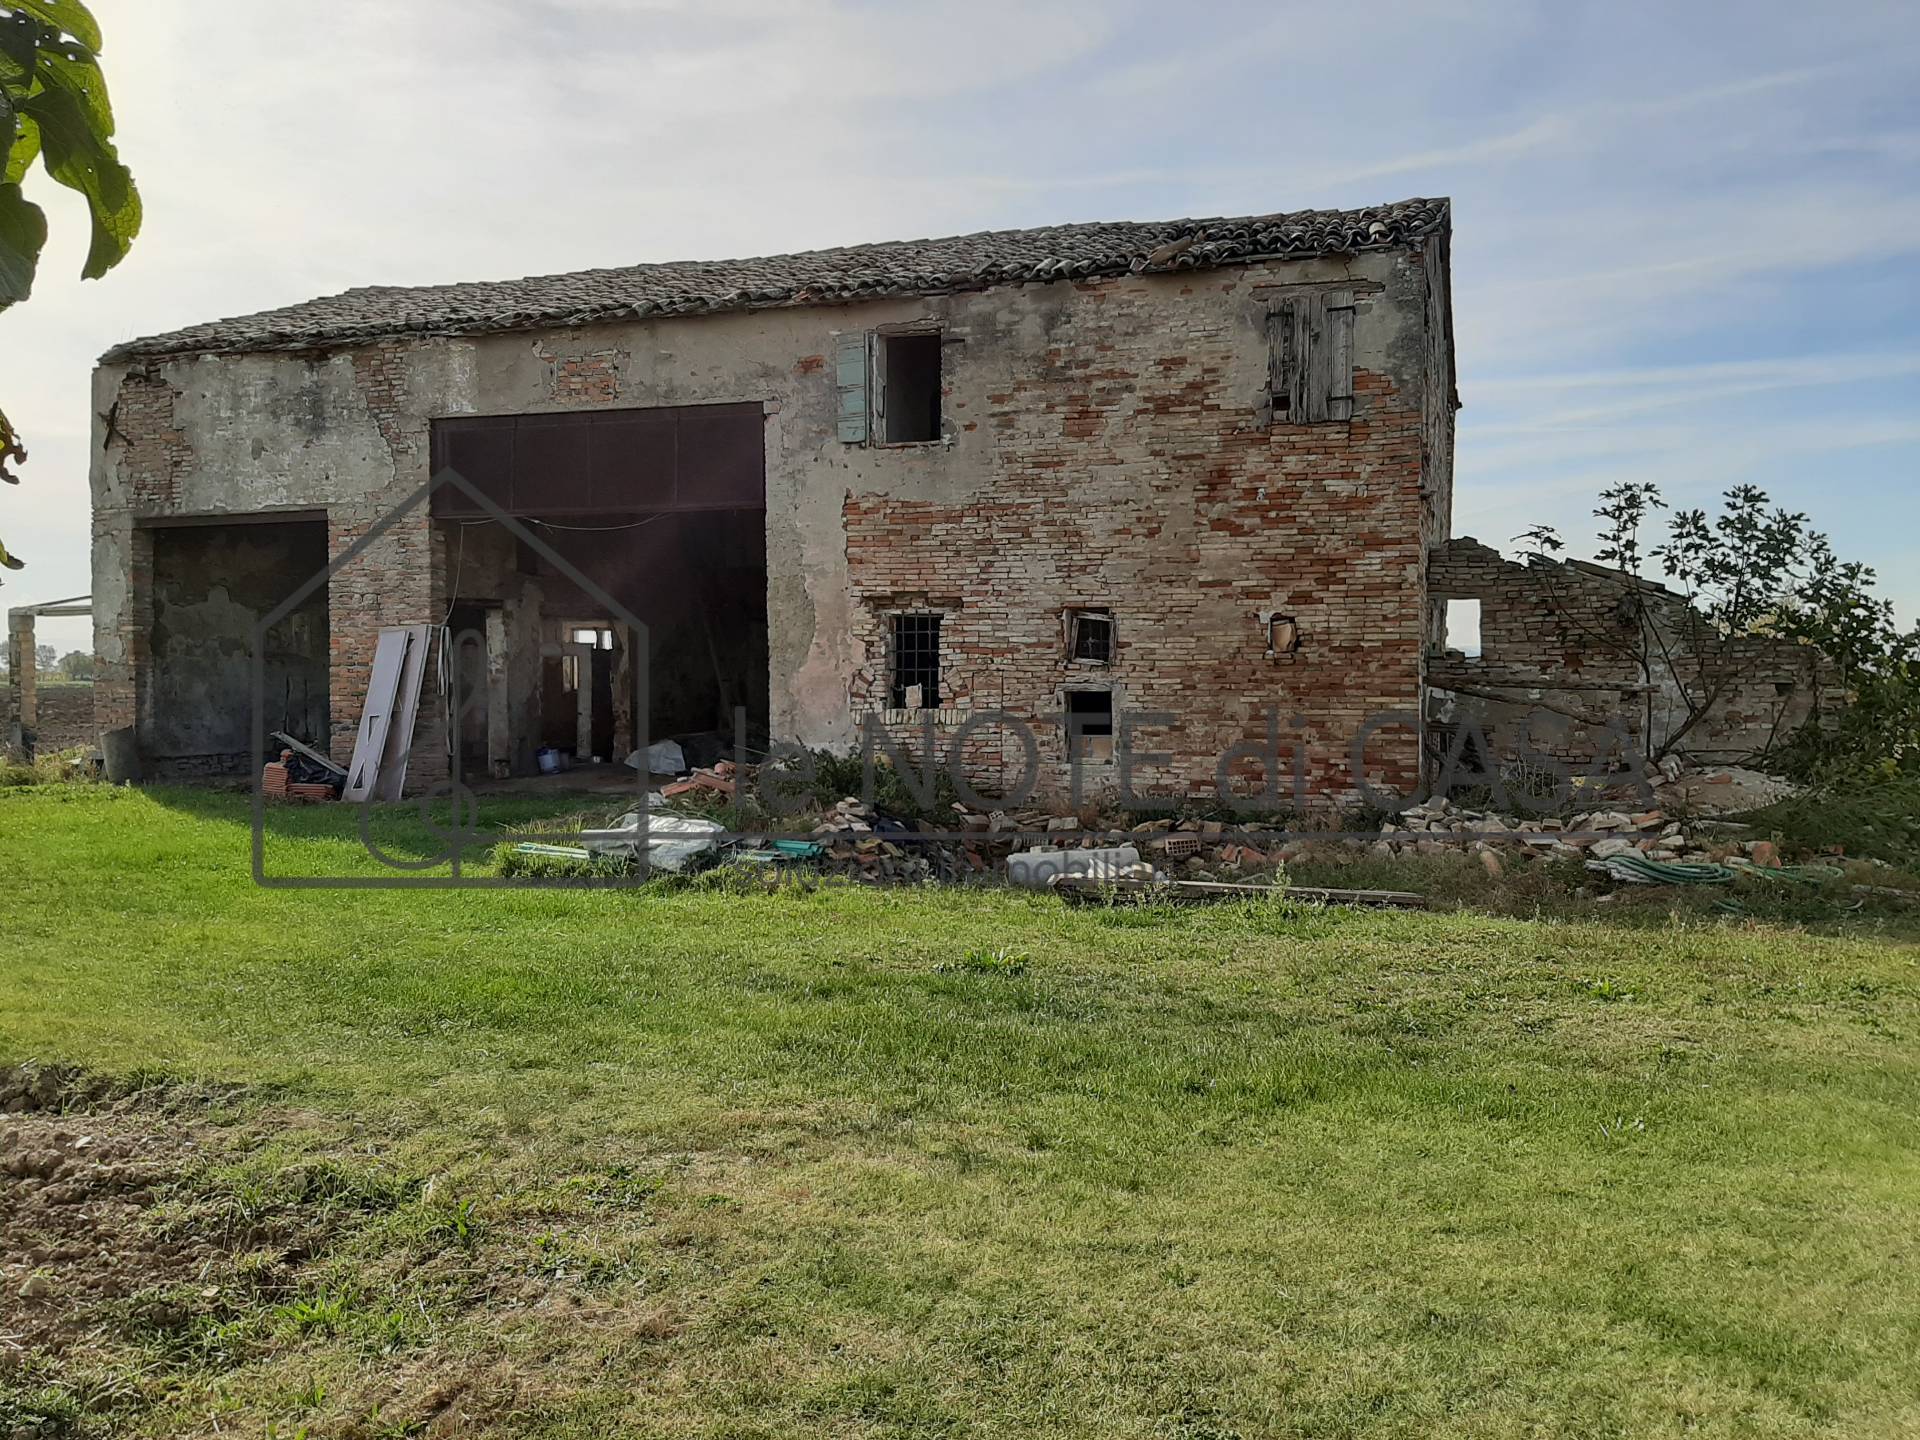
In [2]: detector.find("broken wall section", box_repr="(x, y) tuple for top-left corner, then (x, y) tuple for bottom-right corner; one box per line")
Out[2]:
(1427, 536), (1835, 771)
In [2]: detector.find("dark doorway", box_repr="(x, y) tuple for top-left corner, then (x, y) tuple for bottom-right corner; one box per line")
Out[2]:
(143, 517), (329, 777)
(431, 403), (770, 775)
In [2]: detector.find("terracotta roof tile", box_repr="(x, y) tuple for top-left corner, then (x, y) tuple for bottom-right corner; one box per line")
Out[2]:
(103, 198), (1448, 362)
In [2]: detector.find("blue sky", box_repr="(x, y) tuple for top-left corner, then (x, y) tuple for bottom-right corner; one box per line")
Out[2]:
(5, 0), (1917, 654)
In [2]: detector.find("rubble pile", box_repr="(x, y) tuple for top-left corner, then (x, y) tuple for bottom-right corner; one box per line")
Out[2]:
(1653, 764), (1801, 815)
(521, 747), (1818, 893)
(1372, 794), (1783, 869)
(740, 798), (1296, 886)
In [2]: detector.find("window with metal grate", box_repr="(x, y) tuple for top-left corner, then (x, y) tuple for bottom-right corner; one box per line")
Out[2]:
(890, 613), (942, 708)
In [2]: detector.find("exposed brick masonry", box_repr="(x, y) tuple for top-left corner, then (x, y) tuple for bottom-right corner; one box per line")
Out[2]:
(846, 267), (1432, 806)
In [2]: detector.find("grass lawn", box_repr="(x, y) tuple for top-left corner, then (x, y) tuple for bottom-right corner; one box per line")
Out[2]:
(2, 784), (1918, 1438)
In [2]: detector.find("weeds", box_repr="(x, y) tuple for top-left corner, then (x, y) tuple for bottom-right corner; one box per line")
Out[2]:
(276, 1292), (350, 1337)
(1575, 977), (1635, 1002)
(0, 748), (98, 788)
(1737, 778), (1920, 868)
(428, 1196), (482, 1249)
(940, 945), (1030, 976)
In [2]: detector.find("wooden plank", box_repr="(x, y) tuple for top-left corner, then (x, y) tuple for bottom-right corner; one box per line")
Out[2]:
(342, 628), (411, 802)
(373, 625), (433, 801)
(271, 730), (347, 779)
(1324, 289), (1355, 422)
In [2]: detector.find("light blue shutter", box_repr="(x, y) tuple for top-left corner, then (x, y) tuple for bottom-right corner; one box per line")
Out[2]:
(835, 332), (869, 444)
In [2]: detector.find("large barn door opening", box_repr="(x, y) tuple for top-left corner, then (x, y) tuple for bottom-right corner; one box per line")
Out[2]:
(429, 403), (769, 779)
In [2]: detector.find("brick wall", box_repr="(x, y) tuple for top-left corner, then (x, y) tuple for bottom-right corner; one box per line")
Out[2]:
(845, 270), (1433, 807)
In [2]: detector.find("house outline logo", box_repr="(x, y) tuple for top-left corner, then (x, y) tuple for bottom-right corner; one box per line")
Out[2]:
(250, 465), (654, 890)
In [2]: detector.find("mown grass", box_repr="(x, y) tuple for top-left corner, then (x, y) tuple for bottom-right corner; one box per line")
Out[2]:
(1, 785), (1918, 1437)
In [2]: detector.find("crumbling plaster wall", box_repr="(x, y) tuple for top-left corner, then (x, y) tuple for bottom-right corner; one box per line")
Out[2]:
(93, 243), (1445, 800)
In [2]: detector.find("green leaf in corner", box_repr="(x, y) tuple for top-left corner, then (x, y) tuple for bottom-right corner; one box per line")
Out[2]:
(9, 0), (102, 53)
(0, 180), (48, 306)
(0, 11), (44, 83)
(0, 401), (22, 480)
(19, 60), (139, 279)
(5, 108), (41, 186)
(0, 400), (21, 566)
(35, 38), (113, 140)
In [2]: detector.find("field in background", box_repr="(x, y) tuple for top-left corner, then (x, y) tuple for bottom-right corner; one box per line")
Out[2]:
(2, 786), (1918, 1438)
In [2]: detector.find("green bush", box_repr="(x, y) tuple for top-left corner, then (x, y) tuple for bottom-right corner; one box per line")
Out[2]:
(1736, 778), (1920, 868)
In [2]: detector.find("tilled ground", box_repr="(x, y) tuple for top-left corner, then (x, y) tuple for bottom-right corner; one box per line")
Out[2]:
(1, 1067), (623, 1438)
(1, 1068), (254, 1436)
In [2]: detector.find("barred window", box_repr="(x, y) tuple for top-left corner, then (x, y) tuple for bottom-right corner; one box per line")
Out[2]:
(890, 614), (942, 709)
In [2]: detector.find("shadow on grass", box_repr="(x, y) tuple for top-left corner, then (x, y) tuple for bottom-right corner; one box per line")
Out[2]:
(140, 783), (636, 883)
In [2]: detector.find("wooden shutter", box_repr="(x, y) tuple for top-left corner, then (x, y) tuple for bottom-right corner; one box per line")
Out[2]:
(1323, 289), (1355, 422)
(835, 332), (870, 444)
(1268, 291), (1356, 424)
(1266, 297), (1306, 422)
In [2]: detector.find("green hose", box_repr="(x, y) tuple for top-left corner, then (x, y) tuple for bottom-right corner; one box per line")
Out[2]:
(1590, 853), (1740, 886)
(1594, 852), (1848, 888)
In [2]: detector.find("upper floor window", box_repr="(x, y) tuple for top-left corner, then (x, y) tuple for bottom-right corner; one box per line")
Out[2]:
(1065, 607), (1114, 665)
(837, 327), (944, 445)
(1267, 289), (1356, 424)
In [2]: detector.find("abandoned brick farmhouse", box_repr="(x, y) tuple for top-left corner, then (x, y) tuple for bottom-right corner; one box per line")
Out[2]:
(87, 198), (1456, 799)
(84, 196), (1825, 801)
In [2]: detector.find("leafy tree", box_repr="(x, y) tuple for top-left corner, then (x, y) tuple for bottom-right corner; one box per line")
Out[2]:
(1523, 483), (1918, 775)
(32, 639), (50, 668)
(1, 0), (139, 569)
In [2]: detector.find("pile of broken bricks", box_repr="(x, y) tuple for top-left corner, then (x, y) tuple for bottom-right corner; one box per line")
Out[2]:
(637, 749), (1812, 890)
(661, 759), (741, 802)
(1372, 794), (1785, 872)
(779, 801), (1297, 887)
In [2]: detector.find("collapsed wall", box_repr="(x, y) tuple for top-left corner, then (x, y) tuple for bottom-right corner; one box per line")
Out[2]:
(1426, 537), (1834, 772)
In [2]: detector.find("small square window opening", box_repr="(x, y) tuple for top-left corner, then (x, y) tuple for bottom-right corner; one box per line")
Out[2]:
(1067, 608), (1114, 664)
(1445, 598), (1481, 658)
(890, 613), (942, 709)
(881, 332), (942, 444)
